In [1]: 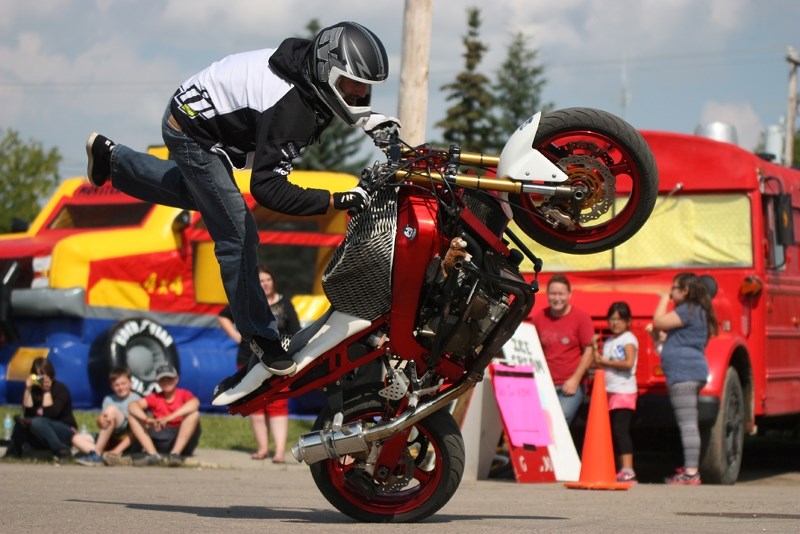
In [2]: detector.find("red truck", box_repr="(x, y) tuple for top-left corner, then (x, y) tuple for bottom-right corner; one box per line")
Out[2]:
(521, 128), (800, 484)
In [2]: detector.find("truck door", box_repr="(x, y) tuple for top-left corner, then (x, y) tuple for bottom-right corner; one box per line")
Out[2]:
(762, 182), (800, 414)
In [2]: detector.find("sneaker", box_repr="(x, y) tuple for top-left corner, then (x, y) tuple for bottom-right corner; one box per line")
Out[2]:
(250, 335), (296, 376)
(665, 467), (701, 485)
(86, 132), (115, 186)
(166, 452), (184, 467)
(75, 451), (104, 467)
(102, 451), (133, 466)
(212, 353), (276, 406)
(616, 469), (637, 483)
(132, 453), (162, 467)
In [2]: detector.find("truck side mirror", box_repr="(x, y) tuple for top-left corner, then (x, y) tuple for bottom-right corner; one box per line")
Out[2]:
(775, 194), (795, 246)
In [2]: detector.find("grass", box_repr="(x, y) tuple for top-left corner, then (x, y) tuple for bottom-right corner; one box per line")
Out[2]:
(1, 405), (313, 452)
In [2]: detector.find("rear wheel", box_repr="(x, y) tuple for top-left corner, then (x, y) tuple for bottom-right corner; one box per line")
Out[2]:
(309, 389), (465, 523)
(510, 107), (658, 254)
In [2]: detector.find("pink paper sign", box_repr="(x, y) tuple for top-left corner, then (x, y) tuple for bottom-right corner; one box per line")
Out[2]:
(491, 363), (551, 448)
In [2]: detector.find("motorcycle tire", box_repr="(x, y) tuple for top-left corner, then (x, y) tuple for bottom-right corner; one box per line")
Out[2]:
(510, 107), (658, 254)
(309, 388), (465, 523)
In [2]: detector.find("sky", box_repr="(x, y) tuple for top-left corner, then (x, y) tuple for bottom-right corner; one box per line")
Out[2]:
(2, 0), (799, 179)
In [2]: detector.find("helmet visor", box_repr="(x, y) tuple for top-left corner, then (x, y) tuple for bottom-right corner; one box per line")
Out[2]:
(328, 66), (382, 124)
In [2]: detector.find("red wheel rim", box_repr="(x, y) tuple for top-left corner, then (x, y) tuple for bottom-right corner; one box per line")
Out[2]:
(324, 413), (445, 516)
(518, 128), (644, 246)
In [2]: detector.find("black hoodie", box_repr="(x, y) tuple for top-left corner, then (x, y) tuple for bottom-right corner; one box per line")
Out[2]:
(169, 38), (334, 216)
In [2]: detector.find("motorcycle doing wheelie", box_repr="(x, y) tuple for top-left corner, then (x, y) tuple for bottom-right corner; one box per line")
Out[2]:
(215, 107), (658, 522)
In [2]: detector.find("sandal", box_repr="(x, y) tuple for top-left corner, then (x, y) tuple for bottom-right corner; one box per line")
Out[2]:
(272, 458), (285, 464)
(251, 452), (269, 460)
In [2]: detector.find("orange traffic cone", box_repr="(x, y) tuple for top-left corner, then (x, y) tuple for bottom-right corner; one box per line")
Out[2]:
(564, 369), (632, 490)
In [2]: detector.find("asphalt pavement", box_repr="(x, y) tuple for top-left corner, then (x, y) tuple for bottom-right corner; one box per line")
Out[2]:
(2, 442), (800, 533)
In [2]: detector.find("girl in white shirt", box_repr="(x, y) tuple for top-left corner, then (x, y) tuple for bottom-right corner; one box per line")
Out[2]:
(595, 301), (638, 482)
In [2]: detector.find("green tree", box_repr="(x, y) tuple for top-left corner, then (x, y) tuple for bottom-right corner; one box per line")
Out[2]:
(435, 7), (496, 153)
(294, 19), (371, 176)
(493, 31), (553, 143)
(0, 129), (61, 233)
(794, 128), (800, 166)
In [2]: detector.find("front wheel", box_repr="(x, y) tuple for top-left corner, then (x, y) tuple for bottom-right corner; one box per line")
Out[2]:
(700, 367), (745, 484)
(309, 389), (465, 523)
(510, 107), (658, 254)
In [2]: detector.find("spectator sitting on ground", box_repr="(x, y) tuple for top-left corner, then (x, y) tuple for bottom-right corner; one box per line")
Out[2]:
(6, 357), (97, 463)
(125, 364), (201, 467)
(76, 366), (142, 466)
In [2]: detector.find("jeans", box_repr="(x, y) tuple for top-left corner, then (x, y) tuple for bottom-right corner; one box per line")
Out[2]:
(28, 417), (74, 452)
(556, 384), (585, 426)
(109, 104), (278, 341)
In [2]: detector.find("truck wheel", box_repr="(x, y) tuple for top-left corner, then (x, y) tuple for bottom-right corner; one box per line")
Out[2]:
(700, 367), (745, 484)
(105, 318), (180, 397)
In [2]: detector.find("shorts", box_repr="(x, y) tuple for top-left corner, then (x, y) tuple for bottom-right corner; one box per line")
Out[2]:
(113, 419), (130, 436)
(250, 398), (289, 417)
(607, 392), (638, 411)
(133, 424), (202, 456)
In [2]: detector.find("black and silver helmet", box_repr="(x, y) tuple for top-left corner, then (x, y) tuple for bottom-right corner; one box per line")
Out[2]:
(307, 21), (388, 127)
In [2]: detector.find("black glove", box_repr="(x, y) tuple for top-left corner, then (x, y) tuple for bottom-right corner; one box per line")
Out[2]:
(332, 186), (371, 215)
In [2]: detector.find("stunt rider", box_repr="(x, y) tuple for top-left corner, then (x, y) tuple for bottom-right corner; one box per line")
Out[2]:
(85, 21), (400, 401)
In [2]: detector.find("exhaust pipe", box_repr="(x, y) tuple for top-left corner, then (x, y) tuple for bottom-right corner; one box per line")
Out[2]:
(291, 378), (476, 465)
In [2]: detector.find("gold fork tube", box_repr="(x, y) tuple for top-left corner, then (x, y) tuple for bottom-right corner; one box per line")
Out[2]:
(395, 170), (524, 194)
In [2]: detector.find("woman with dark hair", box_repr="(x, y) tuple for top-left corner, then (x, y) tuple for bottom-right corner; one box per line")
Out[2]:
(6, 358), (96, 461)
(217, 265), (300, 462)
(653, 272), (718, 485)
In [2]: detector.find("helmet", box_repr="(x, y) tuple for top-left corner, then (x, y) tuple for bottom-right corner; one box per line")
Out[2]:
(307, 21), (389, 127)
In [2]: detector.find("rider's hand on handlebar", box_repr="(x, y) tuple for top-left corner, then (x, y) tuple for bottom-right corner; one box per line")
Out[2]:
(362, 113), (401, 147)
(333, 186), (371, 215)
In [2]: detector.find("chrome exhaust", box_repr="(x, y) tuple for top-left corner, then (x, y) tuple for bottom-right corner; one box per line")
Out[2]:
(291, 378), (476, 465)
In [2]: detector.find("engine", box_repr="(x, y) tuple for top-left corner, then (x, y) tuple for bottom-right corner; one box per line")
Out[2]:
(414, 250), (512, 359)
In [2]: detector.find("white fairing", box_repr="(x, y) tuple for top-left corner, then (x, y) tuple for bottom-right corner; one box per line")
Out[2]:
(211, 310), (372, 406)
(496, 113), (568, 183)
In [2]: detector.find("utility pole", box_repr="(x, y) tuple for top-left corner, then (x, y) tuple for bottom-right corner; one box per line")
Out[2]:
(786, 46), (800, 167)
(398, 0), (432, 145)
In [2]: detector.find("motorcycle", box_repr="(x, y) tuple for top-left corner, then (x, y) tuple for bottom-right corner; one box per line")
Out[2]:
(216, 107), (658, 522)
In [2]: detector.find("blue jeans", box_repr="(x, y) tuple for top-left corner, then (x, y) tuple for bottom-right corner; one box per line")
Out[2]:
(28, 417), (74, 452)
(109, 104), (279, 341)
(556, 384), (585, 426)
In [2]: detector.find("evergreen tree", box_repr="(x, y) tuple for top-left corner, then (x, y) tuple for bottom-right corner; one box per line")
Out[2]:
(435, 8), (496, 153)
(294, 19), (371, 176)
(493, 32), (553, 145)
(0, 129), (61, 233)
(794, 128), (800, 166)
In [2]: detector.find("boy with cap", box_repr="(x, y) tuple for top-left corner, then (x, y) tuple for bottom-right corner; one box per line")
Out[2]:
(125, 364), (201, 467)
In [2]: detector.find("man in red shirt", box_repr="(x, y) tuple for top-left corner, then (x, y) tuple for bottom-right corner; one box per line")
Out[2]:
(126, 364), (201, 467)
(532, 275), (595, 426)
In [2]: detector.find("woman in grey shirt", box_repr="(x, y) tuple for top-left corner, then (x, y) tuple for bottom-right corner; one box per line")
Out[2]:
(653, 272), (718, 485)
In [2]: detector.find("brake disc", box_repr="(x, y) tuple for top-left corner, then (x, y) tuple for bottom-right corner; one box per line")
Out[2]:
(374, 449), (415, 493)
(557, 154), (615, 222)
